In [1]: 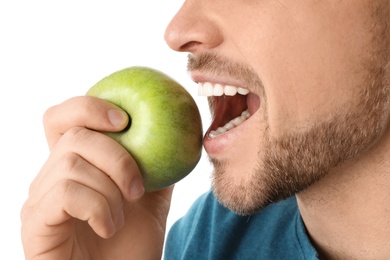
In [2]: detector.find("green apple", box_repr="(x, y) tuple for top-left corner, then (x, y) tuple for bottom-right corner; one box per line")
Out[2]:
(87, 66), (203, 192)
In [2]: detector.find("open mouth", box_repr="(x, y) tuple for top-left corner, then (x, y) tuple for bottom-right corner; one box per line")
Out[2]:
(198, 82), (259, 138)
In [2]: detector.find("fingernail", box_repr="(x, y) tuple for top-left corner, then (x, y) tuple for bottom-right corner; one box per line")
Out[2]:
(108, 109), (128, 129)
(106, 219), (117, 238)
(130, 177), (145, 200)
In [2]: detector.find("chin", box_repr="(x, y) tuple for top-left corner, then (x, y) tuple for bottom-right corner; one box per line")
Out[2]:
(209, 158), (283, 216)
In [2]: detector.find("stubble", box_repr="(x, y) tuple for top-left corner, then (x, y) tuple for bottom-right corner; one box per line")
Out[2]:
(189, 2), (390, 215)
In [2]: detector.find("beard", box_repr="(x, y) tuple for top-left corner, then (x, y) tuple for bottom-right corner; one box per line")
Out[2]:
(188, 4), (390, 216)
(210, 58), (389, 216)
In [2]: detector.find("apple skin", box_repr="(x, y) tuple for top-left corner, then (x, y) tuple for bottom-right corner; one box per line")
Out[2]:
(86, 66), (203, 192)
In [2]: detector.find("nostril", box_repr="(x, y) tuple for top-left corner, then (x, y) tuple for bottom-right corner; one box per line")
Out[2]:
(179, 41), (202, 52)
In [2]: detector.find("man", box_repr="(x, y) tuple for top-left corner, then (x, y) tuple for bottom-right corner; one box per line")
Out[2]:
(21, 0), (390, 259)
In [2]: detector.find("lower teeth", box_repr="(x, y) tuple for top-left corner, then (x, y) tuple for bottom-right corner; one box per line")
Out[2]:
(208, 110), (250, 138)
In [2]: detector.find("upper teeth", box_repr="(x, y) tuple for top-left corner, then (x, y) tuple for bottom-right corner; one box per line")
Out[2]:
(198, 82), (250, 96)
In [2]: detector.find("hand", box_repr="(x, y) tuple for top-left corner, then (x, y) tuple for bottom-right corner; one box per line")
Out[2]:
(21, 96), (173, 259)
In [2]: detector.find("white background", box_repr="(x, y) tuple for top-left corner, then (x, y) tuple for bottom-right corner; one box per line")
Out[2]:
(0, 1), (213, 258)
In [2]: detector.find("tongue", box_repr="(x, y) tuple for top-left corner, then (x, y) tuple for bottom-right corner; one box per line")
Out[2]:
(209, 95), (247, 131)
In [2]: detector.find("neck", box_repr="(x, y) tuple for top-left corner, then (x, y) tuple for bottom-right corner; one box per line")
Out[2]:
(296, 128), (390, 259)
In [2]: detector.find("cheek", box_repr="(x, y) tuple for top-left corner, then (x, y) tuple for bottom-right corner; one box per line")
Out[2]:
(246, 5), (373, 137)
(260, 54), (356, 136)
(261, 62), (367, 139)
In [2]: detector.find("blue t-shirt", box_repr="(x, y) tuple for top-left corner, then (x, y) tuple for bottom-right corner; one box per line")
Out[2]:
(164, 191), (318, 259)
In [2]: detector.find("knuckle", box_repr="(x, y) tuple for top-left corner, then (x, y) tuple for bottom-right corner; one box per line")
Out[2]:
(83, 192), (110, 220)
(42, 105), (57, 130)
(27, 176), (37, 195)
(60, 179), (78, 199)
(77, 96), (103, 118)
(63, 126), (93, 145)
(20, 200), (31, 222)
(115, 152), (134, 174)
(28, 180), (38, 196)
(90, 195), (110, 215)
(79, 95), (98, 108)
(61, 152), (82, 175)
(64, 126), (85, 139)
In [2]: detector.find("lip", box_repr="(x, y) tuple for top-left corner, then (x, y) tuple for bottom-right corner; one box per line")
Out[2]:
(204, 112), (255, 157)
(189, 71), (260, 157)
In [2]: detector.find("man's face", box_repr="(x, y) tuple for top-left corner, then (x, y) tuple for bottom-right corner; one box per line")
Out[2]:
(165, 0), (390, 215)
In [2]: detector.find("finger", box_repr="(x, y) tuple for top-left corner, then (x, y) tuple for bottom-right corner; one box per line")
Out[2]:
(43, 96), (129, 149)
(42, 126), (143, 202)
(61, 180), (117, 238)
(25, 180), (118, 240)
(29, 152), (125, 230)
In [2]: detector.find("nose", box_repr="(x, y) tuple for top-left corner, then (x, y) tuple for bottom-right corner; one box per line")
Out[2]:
(164, 1), (223, 53)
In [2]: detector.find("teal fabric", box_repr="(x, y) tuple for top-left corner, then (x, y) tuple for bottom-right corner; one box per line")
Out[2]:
(164, 191), (318, 259)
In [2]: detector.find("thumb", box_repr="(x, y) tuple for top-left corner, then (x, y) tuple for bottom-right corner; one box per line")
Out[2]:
(43, 96), (129, 149)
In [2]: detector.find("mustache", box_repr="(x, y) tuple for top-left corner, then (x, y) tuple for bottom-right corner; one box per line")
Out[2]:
(187, 53), (263, 88)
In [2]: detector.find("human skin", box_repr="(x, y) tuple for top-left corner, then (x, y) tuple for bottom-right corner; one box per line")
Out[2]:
(21, 0), (390, 260)
(164, 0), (390, 259)
(21, 97), (173, 259)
